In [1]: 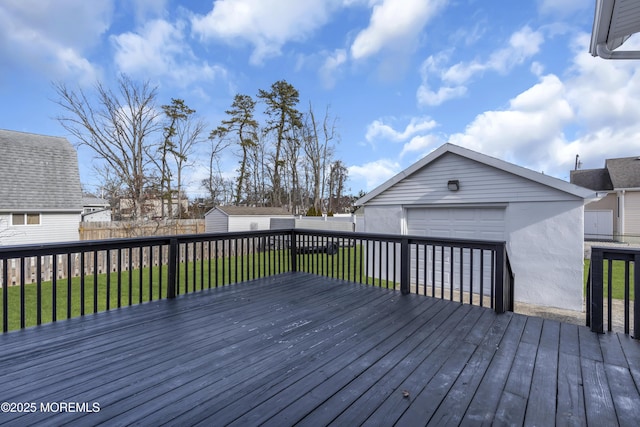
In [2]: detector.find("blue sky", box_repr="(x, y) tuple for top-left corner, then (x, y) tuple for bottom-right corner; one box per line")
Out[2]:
(1, 0), (639, 198)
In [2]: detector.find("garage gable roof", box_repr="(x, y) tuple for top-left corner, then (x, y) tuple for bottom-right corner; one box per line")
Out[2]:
(355, 143), (596, 206)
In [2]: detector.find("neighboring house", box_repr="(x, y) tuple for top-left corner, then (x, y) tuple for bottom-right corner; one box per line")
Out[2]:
(117, 195), (189, 220)
(0, 129), (83, 245)
(355, 143), (596, 311)
(81, 196), (111, 222)
(205, 206), (293, 233)
(570, 156), (640, 242)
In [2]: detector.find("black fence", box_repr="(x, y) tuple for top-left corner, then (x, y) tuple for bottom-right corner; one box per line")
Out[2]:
(587, 246), (639, 338)
(0, 229), (513, 333)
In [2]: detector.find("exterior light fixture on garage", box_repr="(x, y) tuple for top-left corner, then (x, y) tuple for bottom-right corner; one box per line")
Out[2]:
(447, 180), (460, 191)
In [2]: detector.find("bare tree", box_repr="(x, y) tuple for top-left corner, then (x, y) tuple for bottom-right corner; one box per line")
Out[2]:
(327, 160), (348, 214)
(202, 128), (231, 207)
(283, 127), (304, 213)
(303, 103), (338, 214)
(54, 75), (162, 219)
(247, 130), (269, 206)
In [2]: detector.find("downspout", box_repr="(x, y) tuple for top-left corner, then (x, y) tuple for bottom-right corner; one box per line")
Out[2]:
(618, 190), (625, 242)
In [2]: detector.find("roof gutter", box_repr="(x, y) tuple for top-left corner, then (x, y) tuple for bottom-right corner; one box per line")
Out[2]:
(596, 42), (640, 59)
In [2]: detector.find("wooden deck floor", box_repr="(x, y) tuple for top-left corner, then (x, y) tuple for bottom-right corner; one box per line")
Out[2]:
(1, 272), (639, 426)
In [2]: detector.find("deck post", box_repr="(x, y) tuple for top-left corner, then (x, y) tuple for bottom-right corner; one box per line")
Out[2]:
(400, 238), (410, 295)
(590, 248), (604, 334)
(495, 245), (505, 314)
(290, 229), (298, 273)
(167, 238), (178, 299)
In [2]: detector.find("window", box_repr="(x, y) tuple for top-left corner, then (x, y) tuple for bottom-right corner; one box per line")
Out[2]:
(12, 213), (40, 226)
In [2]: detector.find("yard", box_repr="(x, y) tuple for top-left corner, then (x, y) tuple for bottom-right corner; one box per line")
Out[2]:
(584, 259), (635, 300)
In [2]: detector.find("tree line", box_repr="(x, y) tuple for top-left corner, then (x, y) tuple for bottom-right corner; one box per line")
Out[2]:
(54, 75), (351, 220)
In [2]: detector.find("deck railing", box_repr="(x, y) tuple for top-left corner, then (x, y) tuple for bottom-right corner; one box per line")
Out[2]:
(587, 246), (639, 338)
(0, 229), (513, 332)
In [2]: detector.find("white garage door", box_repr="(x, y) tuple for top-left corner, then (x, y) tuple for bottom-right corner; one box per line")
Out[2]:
(405, 207), (505, 296)
(406, 207), (505, 241)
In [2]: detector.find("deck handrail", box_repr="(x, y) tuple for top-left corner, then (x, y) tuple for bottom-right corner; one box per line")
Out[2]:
(587, 246), (640, 338)
(0, 229), (513, 332)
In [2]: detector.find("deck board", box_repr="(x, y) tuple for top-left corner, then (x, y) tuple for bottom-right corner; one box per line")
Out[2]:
(0, 272), (639, 426)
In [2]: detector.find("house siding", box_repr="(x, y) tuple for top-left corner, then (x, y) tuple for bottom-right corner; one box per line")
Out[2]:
(228, 216), (281, 232)
(366, 153), (581, 206)
(204, 210), (229, 233)
(204, 209), (293, 233)
(584, 192), (617, 239)
(0, 212), (80, 245)
(624, 191), (640, 241)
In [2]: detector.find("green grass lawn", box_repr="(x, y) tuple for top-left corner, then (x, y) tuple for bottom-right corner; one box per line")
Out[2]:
(584, 259), (635, 300)
(0, 245), (396, 332)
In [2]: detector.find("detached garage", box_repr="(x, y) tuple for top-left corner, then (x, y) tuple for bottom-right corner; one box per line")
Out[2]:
(355, 144), (596, 311)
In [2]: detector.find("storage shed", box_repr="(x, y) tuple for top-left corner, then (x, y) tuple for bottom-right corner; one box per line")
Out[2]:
(354, 143), (596, 311)
(204, 206), (293, 233)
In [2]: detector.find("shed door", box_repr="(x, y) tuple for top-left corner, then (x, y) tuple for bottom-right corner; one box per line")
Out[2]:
(406, 207), (505, 240)
(584, 210), (613, 240)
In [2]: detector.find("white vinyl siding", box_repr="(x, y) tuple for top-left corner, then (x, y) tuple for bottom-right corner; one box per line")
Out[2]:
(228, 216), (281, 232)
(204, 210), (230, 233)
(624, 191), (640, 238)
(367, 153), (580, 206)
(204, 209), (293, 233)
(0, 212), (80, 245)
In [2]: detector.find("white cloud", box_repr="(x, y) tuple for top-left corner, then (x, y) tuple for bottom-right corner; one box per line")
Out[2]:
(428, 33), (640, 177)
(366, 117), (437, 142)
(349, 159), (401, 191)
(0, 0), (112, 83)
(112, 19), (227, 86)
(131, 0), (168, 22)
(448, 74), (574, 171)
(443, 26), (544, 85)
(417, 26), (544, 106)
(319, 49), (348, 88)
(400, 134), (443, 158)
(538, 0), (588, 16)
(416, 51), (467, 106)
(191, 0), (342, 65)
(350, 0), (447, 60)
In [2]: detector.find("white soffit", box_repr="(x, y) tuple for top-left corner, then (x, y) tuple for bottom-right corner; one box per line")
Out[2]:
(591, 0), (640, 59)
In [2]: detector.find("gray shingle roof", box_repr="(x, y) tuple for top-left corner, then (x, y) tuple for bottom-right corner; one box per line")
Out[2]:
(605, 157), (640, 188)
(570, 155), (640, 190)
(0, 129), (82, 211)
(569, 168), (613, 191)
(215, 206), (292, 216)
